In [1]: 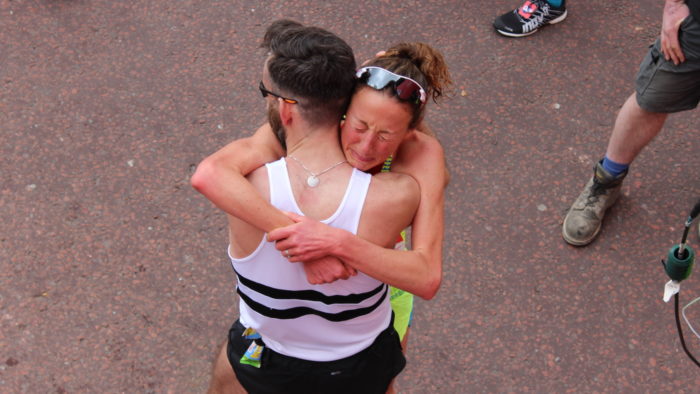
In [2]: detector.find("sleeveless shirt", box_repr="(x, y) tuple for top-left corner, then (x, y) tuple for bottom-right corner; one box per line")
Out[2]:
(229, 158), (391, 361)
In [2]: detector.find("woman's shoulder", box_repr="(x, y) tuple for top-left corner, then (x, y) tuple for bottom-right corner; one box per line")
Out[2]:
(393, 130), (449, 188)
(395, 131), (445, 170)
(366, 171), (420, 217)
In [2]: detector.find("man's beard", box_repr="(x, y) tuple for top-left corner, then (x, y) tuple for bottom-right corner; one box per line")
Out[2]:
(267, 105), (286, 151)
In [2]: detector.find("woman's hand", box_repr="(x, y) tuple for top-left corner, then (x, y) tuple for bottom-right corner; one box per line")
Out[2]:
(269, 212), (355, 284)
(268, 212), (344, 262)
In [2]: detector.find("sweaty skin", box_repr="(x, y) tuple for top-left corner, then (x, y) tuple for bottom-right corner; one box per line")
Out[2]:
(271, 128), (446, 299)
(191, 123), (357, 283)
(191, 89), (447, 299)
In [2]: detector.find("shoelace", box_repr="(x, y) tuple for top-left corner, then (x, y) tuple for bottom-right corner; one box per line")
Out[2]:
(520, 1), (551, 29)
(518, 0), (549, 19)
(585, 179), (613, 206)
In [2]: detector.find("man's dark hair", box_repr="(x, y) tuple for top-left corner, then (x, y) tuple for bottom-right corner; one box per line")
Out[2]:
(261, 19), (356, 127)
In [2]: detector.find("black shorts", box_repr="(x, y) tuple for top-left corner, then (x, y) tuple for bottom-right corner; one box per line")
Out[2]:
(226, 317), (405, 394)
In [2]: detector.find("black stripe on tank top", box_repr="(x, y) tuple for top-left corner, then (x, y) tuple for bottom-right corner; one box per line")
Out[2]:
(236, 284), (388, 321)
(233, 268), (385, 304)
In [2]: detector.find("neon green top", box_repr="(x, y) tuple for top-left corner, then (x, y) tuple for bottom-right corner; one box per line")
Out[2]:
(381, 155), (413, 341)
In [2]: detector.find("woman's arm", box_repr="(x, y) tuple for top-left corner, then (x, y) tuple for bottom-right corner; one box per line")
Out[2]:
(191, 123), (356, 282)
(269, 131), (447, 299)
(191, 123), (291, 231)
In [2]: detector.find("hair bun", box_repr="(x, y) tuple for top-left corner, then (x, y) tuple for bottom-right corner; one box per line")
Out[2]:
(380, 42), (451, 102)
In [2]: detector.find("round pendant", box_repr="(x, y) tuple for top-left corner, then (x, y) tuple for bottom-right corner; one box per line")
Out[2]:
(307, 175), (319, 187)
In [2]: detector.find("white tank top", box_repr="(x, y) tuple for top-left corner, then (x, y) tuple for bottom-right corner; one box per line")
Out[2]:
(229, 158), (391, 361)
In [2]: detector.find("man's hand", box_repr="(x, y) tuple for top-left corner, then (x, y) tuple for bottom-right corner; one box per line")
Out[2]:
(302, 257), (357, 285)
(268, 212), (343, 262)
(661, 0), (690, 65)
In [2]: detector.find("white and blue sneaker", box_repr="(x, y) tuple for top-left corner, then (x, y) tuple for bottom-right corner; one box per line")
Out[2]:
(493, 0), (567, 37)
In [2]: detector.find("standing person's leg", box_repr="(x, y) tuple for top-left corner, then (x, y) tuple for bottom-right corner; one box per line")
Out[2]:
(563, 14), (700, 246)
(605, 94), (668, 165)
(562, 34), (700, 246)
(562, 95), (667, 246)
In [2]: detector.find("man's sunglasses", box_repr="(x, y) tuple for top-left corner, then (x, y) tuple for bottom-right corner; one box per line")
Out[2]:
(356, 66), (426, 105)
(259, 81), (298, 104)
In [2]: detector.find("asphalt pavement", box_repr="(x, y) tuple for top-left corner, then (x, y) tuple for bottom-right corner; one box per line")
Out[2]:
(2, 0), (700, 392)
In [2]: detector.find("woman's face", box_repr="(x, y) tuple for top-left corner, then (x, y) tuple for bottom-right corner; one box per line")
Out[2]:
(341, 87), (413, 172)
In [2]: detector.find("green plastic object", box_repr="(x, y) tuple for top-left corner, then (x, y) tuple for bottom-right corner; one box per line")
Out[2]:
(665, 244), (695, 281)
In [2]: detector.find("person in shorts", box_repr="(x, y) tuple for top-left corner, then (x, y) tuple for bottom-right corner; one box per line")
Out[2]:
(201, 19), (420, 394)
(563, 0), (700, 246)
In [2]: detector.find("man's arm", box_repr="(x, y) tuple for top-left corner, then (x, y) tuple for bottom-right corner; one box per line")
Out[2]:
(661, 0), (690, 65)
(270, 133), (447, 299)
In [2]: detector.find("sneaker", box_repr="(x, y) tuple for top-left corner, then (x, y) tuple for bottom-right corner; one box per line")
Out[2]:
(562, 161), (626, 246)
(493, 0), (568, 37)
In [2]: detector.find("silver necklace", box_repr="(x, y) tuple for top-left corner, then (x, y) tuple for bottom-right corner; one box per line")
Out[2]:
(288, 155), (347, 187)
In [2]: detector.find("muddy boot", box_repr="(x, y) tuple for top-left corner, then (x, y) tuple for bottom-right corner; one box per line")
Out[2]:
(563, 161), (627, 246)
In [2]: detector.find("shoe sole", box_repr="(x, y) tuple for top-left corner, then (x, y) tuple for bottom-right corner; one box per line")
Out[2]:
(562, 222), (601, 246)
(495, 9), (568, 37)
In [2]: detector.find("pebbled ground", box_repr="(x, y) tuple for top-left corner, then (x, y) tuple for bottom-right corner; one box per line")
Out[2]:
(2, 0), (700, 392)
